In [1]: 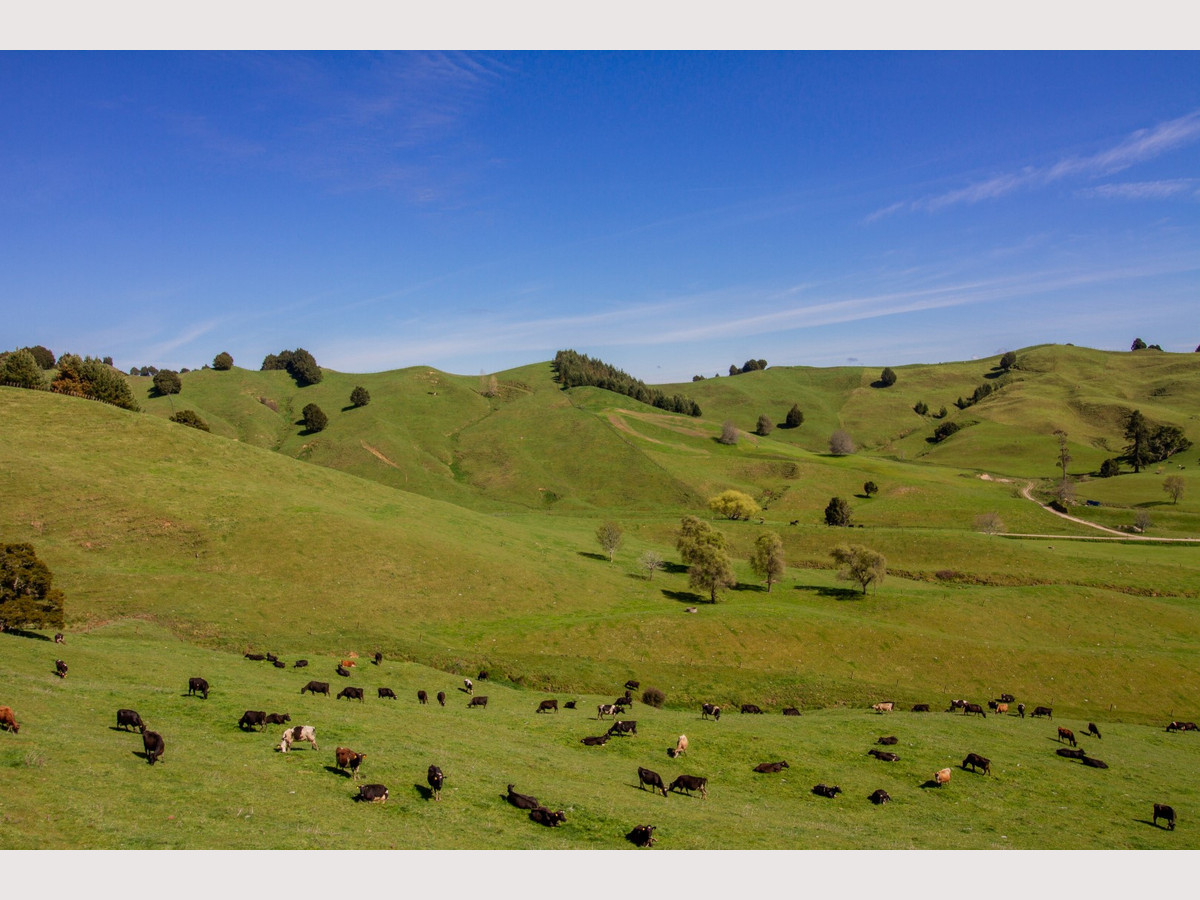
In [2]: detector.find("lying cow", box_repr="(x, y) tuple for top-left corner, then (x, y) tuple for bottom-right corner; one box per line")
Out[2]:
(1056, 747), (1086, 760)
(999, 693), (1015, 703)
(701, 703), (721, 721)
(335, 747), (365, 780)
(868, 789), (891, 805)
(1166, 721), (1198, 732)
(187, 677), (208, 699)
(868, 749), (899, 762)
(638, 766), (668, 797)
(812, 783), (841, 798)
(754, 761), (789, 773)
(669, 774), (707, 799)
(529, 807), (566, 827)
(911, 704), (930, 713)
(356, 784), (388, 804)
(536, 699), (559, 714)
(279, 725), (318, 752)
(265, 653), (279, 663)
(741, 704), (764, 714)
(625, 680), (640, 690)
(0, 706), (21, 734)
(264, 713), (290, 725)
(427, 765), (444, 801)
(116, 708), (144, 733)
(337, 686), (365, 702)
(1153, 803), (1177, 830)
(244, 653), (266, 661)
(1080, 756), (1108, 769)
(238, 710), (267, 731)
(467, 696), (489, 709)
(293, 660), (308, 668)
(626, 824), (656, 848)
(339, 659), (357, 669)
(335, 665), (350, 678)
(782, 707), (801, 716)
(142, 730), (165, 765)
(581, 735), (610, 746)
(505, 784), (540, 810)
(300, 680), (330, 696)
(962, 752), (991, 775)
(876, 736), (898, 745)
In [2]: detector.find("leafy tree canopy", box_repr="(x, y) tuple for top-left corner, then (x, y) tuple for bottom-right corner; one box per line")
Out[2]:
(785, 404), (804, 428)
(152, 369), (182, 396)
(0, 542), (64, 630)
(879, 367), (897, 387)
(302, 402), (328, 433)
(552, 349), (700, 416)
(169, 410), (210, 432)
(708, 490), (761, 521)
(829, 429), (855, 455)
(999, 350), (1018, 370)
(755, 414), (774, 436)
(596, 521), (623, 562)
(831, 544), (886, 594)
(687, 540), (736, 603)
(824, 496), (853, 527)
(51, 354), (139, 411)
(350, 386), (370, 408)
(23, 345), (56, 369)
(212, 352), (234, 370)
(749, 532), (785, 592)
(1, 348), (46, 389)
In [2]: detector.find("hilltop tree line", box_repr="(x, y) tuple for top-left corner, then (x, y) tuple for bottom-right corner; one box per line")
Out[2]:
(552, 350), (701, 417)
(262, 348), (323, 386)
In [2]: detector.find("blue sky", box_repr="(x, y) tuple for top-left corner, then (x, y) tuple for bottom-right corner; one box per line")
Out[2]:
(2, 51), (1198, 383)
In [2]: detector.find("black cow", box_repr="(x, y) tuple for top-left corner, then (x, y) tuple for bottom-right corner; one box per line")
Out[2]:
(740, 704), (764, 714)
(273, 660), (286, 669)
(581, 735), (610, 746)
(868, 749), (899, 762)
(264, 713), (290, 725)
(1080, 756), (1108, 769)
(964, 703), (987, 718)
(55, 659), (68, 678)
(336, 665), (350, 677)
(625, 680), (640, 691)
(962, 752), (991, 774)
(638, 766), (668, 796)
(356, 784), (388, 804)
(607, 720), (637, 736)
(337, 686), (364, 702)
(782, 707), (801, 716)
(187, 677), (208, 699)
(868, 789), (891, 805)
(1032, 706), (1053, 718)
(506, 784), (540, 810)
(437, 691), (446, 707)
(373, 652), (383, 666)
(1017, 703), (1026, 718)
(911, 704), (930, 712)
(564, 701), (576, 709)
(626, 824), (656, 847)
(293, 660), (308, 668)
(142, 730), (165, 765)
(529, 807), (566, 827)
(265, 653), (278, 663)
(1056, 747), (1086, 760)
(812, 783), (841, 798)
(378, 687), (396, 700)
(754, 761), (789, 773)
(116, 709), (145, 733)
(701, 703), (721, 720)
(1153, 803), (1177, 830)
(244, 653), (266, 661)
(238, 710), (267, 731)
(301, 680), (330, 696)
(1166, 721), (1198, 732)
(417, 690), (428, 704)
(1086, 722), (1102, 740)
(536, 699), (559, 714)
(668, 774), (708, 799)
(467, 696), (489, 709)
(877, 736), (898, 745)
(999, 693), (1016, 703)
(427, 765), (444, 801)
(987, 700), (999, 711)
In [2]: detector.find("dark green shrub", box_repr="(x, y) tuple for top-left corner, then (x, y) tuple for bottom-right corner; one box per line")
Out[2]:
(213, 352), (233, 370)
(641, 687), (665, 708)
(152, 369), (182, 396)
(913, 400), (929, 415)
(824, 496), (852, 527)
(24, 345), (56, 369)
(1099, 458), (1121, 478)
(933, 421), (961, 442)
(1, 349), (46, 389)
(302, 403), (328, 433)
(169, 410), (210, 432)
(879, 367), (896, 387)
(785, 404), (803, 428)
(350, 386), (370, 408)
(0, 542), (64, 630)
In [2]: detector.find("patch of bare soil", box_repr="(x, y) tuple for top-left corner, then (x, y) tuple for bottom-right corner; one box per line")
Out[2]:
(360, 441), (400, 469)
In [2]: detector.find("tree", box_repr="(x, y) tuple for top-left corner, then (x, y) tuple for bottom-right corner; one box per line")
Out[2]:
(933, 421), (961, 442)
(596, 521), (623, 562)
(1054, 429), (1072, 484)
(302, 403), (328, 433)
(863, 481), (878, 498)
(824, 496), (853, 527)
(718, 421), (739, 445)
(152, 369), (182, 396)
(213, 352), (233, 370)
(830, 544), (886, 594)
(169, 410), (210, 431)
(688, 540), (736, 603)
(829, 430), (855, 455)
(51, 354), (139, 410)
(23, 345), (55, 369)
(913, 400), (929, 416)
(1054, 479), (1076, 507)
(755, 414), (774, 436)
(639, 550), (664, 581)
(1134, 510), (1152, 533)
(350, 386), (371, 408)
(1099, 458), (1121, 478)
(288, 348), (322, 386)
(974, 512), (1005, 535)
(708, 490), (761, 521)
(785, 404), (804, 428)
(741, 359), (762, 373)
(0, 542), (65, 630)
(1124, 410), (1152, 473)
(1131, 338), (1147, 351)
(879, 367), (897, 387)
(1, 348), (46, 389)
(1164, 474), (1186, 505)
(749, 532), (785, 592)
(729, 364), (740, 377)
(999, 350), (1018, 370)
(677, 515), (725, 565)
(1148, 425), (1192, 462)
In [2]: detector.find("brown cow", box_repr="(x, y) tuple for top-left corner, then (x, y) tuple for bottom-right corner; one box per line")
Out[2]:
(0, 706), (19, 733)
(996, 703), (1009, 715)
(626, 824), (656, 847)
(427, 765), (444, 801)
(962, 752), (991, 775)
(335, 747), (365, 780)
(1057, 727), (1076, 747)
(934, 767), (952, 786)
(55, 659), (68, 679)
(1153, 803), (1176, 830)
(536, 699), (558, 714)
(754, 761), (789, 773)
(339, 659), (357, 669)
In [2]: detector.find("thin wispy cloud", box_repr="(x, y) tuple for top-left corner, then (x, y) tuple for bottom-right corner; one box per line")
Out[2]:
(1078, 179), (1198, 200)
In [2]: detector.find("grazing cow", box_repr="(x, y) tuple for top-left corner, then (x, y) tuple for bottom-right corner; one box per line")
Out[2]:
(999, 693), (1015, 703)
(948, 699), (967, 713)
(670, 735), (689, 757)
(964, 703), (987, 718)
(238, 710), (267, 731)
(264, 713), (290, 725)
(536, 699), (559, 714)
(373, 652), (382, 665)
(934, 767), (952, 787)
(300, 680), (330, 696)
(506, 785), (540, 810)
(0, 706), (21, 734)
(872, 701), (895, 714)
(987, 700), (999, 711)
(464, 678), (473, 695)
(754, 761), (789, 773)
(187, 677), (208, 699)
(564, 700), (576, 709)
(669, 774), (707, 799)
(377, 687), (396, 700)
(54, 632), (64, 644)
(1056, 747), (1086, 759)
(1057, 727), (1076, 747)
(1017, 703), (1026, 718)
(356, 784), (388, 804)
(581, 735), (609, 746)
(782, 707), (801, 716)
(478, 671), (489, 680)
(1166, 721), (1198, 732)
(279, 725), (318, 752)
(437, 691), (446, 707)
(142, 730), (165, 765)
(244, 653), (266, 661)
(877, 736), (898, 745)
(911, 704), (930, 713)
(1032, 706), (1053, 719)
(701, 703), (721, 721)
(339, 659), (357, 669)
(868, 750), (899, 762)
(417, 690), (427, 704)
(116, 709), (144, 733)
(337, 686), (364, 702)
(265, 653), (278, 663)
(335, 747), (365, 780)
(607, 720), (637, 736)
(55, 659), (68, 679)
(427, 765), (444, 801)
(996, 703), (1009, 715)
(1153, 803), (1176, 830)
(962, 753), (991, 775)
(1080, 756), (1108, 769)
(614, 694), (634, 709)
(1086, 722), (1102, 740)
(294, 660), (308, 668)
(335, 665), (350, 678)
(812, 783), (842, 798)
(625, 680), (640, 691)
(638, 767), (668, 796)
(529, 807), (566, 827)
(467, 696), (488, 709)
(626, 824), (656, 848)
(740, 704), (764, 714)
(868, 789), (891, 805)
(273, 660), (285, 669)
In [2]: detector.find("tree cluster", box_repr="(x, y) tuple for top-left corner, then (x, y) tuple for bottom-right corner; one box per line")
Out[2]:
(955, 381), (998, 410)
(0, 348), (47, 389)
(1130, 338), (1163, 351)
(999, 351), (1019, 370)
(0, 542), (64, 630)
(262, 348), (323, 386)
(913, 400), (929, 416)
(1124, 410), (1192, 472)
(932, 421), (961, 442)
(552, 350), (701, 417)
(51, 354), (139, 411)
(728, 359), (767, 375)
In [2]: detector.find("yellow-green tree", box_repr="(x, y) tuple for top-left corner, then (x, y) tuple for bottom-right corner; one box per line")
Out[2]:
(750, 532), (785, 592)
(708, 490), (761, 521)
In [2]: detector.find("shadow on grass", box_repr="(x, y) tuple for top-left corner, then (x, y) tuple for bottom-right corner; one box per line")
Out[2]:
(661, 561), (688, 575)
(577, 551), (609, 562)
(0, 628), (52, 641)
(414, 783), (435, 801)
(662, 589), (707, 605)
(324, 765), (353, 778)
(1135, 818), (1175, 830)
(919, 780), (943, 789)
(730, 582), (766, 593)
(793, 583), (864, 601)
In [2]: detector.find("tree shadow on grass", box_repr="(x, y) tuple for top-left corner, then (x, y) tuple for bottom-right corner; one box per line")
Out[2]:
(0, 627), (52, 641)
(577, 551), (609, 562)
(793, 583), (864, 601)
(730, 582), (766, 593)
(661, 561), (688, 575)
(662, 589), (707, 605)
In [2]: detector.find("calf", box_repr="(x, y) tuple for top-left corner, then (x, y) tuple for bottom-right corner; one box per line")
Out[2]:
(1056, 747), (1087, 760)
(872, 701), (894, 714)
(995, 703), (1009, 715)
(467, 696), (489, 709)
(142, 730), (165, 765)
(626, 824), (656, 848)
(356, 784), (388, 803)
(529, 807), (566, 827)
(279, 725), (318, 752)
(339, 659), (357, 669)
(378, 687), (396, 700)
(293, 660), (308, 668)
(868, 750), (899, 762)
(335, 747), (365, 780)
(933, 767), (952, 787)
(1032, 706), (1053, 719)
(782, 707), (801, 716)
(701, 703), (721, 721)
(911, 704), (931, 713)
(740, 704), (764, 714)
(1086, 722), (1102, 740)
(335, 665), (350, 678)
(607, 720), (637, 737)
(337, 686), (364, 702)
(427, 765), (444, 801)
(187, 677), (208, 699)
(638, 766), (668, 796)
(417, 690), (428, 704)
(264, 713), (290, 725)
(812, 783), (841, 798)
(961, 752), (991, 775)
(116, 708), (144, 733)
(1080, 756), (1108, 769)
(300, 680), (330, 696)
(1057, 727), (1076, 747)
(536, 699), (559, 714)
(464, 678), (473, 695)
(54, 632), (64, 644)
(1153, 803), (1176, 830)
(868, 789), (891, 805)
(964, 703), (986, 718)
(437, 691), (446, 707)
(876, 736), (898, 745)
(505, 784), (540, 810)
(669, 774), (707, 799)
(581, 735), (610, 746)
(55, 659), (68, 679)
(0, 706), (21, 734)
(754, 761), (789, 773)
(238, 710), (267, 731)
